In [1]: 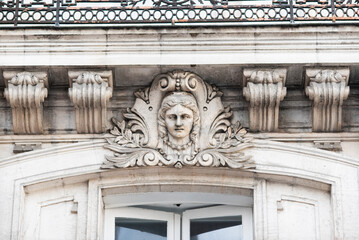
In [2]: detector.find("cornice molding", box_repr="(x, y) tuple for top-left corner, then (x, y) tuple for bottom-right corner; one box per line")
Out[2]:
(1, 139), (358, 168)
(1, 26), (359, 66)
(0, 132), (358, 143)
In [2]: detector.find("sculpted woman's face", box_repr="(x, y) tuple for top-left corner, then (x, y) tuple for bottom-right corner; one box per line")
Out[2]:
(164, 104), (194, 140)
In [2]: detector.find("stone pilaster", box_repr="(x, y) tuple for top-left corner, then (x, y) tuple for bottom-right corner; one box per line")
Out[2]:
(305, 68), (350, 132)
(3, 71), (48, 134)
(243, 69), (287, 132)
(68, 71), (113, 134)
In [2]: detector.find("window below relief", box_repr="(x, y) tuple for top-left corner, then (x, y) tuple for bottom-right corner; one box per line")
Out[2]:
(103, 192), (253, 240)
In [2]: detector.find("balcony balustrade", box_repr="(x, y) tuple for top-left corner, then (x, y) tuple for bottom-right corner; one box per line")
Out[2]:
(0, 0), (358, 26)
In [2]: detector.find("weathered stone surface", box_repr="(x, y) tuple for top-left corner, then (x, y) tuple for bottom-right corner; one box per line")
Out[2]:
(1, 26), (359, 66)
(0, 26), (358, 240)
(0, 65), (358, 134)
(0, 139), (358, 240)
(13, 143), (41, 154)
(313, 140), (342, 151)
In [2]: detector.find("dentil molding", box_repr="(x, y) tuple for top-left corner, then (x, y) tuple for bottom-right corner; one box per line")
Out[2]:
(243, 69), (287, 132)
(305, 68), (350, 132)
(3, 71), (48, 134)
(68, 71), (113, 134)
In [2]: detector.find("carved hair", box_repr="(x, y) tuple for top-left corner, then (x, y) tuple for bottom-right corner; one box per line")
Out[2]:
(158, 92), (200, 153)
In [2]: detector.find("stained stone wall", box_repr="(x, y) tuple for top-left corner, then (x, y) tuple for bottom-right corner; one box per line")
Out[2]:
(0, 26), (358, 240)
(0, 65), (358, 135)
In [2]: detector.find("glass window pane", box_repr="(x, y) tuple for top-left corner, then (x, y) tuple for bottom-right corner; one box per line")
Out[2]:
(115, 217), (167, 240)
(190, 216), (242, 240)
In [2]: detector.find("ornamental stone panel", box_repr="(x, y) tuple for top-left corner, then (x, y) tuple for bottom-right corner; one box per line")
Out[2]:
(103, 70), (254, 169)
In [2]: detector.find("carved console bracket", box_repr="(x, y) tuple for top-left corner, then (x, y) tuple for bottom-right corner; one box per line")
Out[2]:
(243, 69), (287, 132)
(68, 71), (113, 133)
(305, 68), (350, 132)
(3, 71), (48, 134)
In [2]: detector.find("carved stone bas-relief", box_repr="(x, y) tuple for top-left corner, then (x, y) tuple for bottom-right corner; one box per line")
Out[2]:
(103, 70), (254, 169)
(68, 71), (113, 134)
(305, 68), (350, 132)
(243, 69), (287, 132)
(3, 71), (48, 134)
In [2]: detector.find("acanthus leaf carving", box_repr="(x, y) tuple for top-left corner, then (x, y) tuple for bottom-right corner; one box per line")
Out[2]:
(208, 106), (249, 148)
(102, 70), (254, 169)
(68, 70), (113, 134)
(305, 68), (350, 132)
(103, 144), (167, 168)
(110, 108), (149, 147)
(193, 148), (254, 169)
(3, 71), (48, 134)
(104, 137), (253, 169)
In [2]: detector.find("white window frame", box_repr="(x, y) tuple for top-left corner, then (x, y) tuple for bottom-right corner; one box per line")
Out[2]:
(103, 207), (181, 240)
(104, 205), (253, 240)
(182, 205), (253, 240)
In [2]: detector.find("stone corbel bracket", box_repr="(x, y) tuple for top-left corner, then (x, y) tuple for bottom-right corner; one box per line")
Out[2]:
(305, 68), (350, 132)
(3, 71), (48, 134)
(68, 71), (113, 134)
(243, 69), (287, 132)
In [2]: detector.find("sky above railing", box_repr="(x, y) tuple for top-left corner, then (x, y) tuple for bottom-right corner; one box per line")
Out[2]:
(0, 0), (358, 26)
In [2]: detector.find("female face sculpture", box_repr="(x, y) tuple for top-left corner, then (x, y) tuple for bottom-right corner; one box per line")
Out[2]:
(164, 104), (194, 141)
(158, 92), (200, 146)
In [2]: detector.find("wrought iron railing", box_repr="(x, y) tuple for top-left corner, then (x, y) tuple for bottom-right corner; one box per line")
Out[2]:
(0, 0), (358, 26)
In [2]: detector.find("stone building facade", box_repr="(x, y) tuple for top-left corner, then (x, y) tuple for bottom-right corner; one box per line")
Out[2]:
(0, 4), (359, 239)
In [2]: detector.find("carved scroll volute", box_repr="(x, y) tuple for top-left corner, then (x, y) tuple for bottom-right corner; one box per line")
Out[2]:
(243, 69), (287, 132)
(3, 71), (48, 134)
(305, 68), (350, 132)
(68, 71), (113, 134)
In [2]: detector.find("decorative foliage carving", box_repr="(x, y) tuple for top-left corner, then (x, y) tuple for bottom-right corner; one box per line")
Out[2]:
(243, 69), (287, 132)
(305, 68), (350, 132)
(110, 108), (149, 147)
(134, 87), (150, 104)
(3, 71), (48, 134)
(103, 70), (254, 169)
(68, 71), (113, 134)
(205, 82), (223, 103)
(209, 110), (248, 148)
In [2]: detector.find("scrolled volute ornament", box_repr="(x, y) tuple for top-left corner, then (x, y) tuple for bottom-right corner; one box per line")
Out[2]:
(102, 70), (254, 169)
